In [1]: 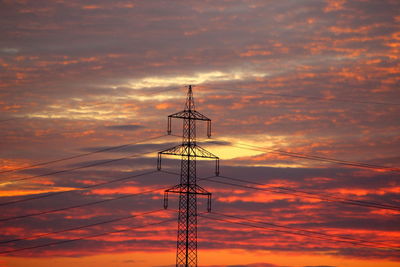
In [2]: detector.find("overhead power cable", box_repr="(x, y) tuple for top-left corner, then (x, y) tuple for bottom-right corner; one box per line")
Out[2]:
(204, 175), (400, 212)
(0, 172), (214, 222)
(0, 216), (174, 255)
(211, 212), (400, 249)
(200, 212), (400, 251)
(0, 134), (166, 175)
(233, 142), (399, 172)
(0, 142), (175, 185)
(158, 149), (399, 212)
(0, 187), (163, 223)
(238, 142), (400, 172)
(0, 170), (158, 207)
(202, 137), (400, 173)
(0, 209), (163, 244)
(173, 133), (399, 172)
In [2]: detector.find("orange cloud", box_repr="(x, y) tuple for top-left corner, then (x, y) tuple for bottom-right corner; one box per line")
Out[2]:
(240, 50), (271, 57)
(155, 103), (172, 110)
(0, 186), (76, 197)
(90, 186), (143, 195)
(324, 0), (346, 12)
(81, 5), (102, 10)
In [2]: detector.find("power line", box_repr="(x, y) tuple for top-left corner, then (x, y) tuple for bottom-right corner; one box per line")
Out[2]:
(233, 142), (399, 172)
(174, 133), (399, 172)
(204, 137), (400, 173)
(159, 142), (400, 215)
(0, 209), (163, 244)
(0, 172), (214, 222)
(249, 145), (399, 172)
(158, 145), (400, 212)
(0, 216), (174, 255)
(200, 212), (400, 251)
(0, 170), (158, 207)
(0, 134), (166, 174)
(0, 143), (174, 185)
(211, 212), (400, 249)
(205, 175), (400, 212)
(0, 186), (164, 223)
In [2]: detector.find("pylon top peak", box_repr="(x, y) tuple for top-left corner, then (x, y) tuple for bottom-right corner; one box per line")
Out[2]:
(185, 85), (195, 111)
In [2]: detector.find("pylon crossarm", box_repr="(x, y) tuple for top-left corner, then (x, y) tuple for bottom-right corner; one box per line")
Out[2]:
(167, 190), (210, 196)
(158, 145), (219, 159)
(159, 145), (186, 155)
(168, 110), (211, 121)
(193, 184), (211, 195)
(165, 184), (183, 192)
(193, 145), (219, 159)
(165, 184), (211, 196)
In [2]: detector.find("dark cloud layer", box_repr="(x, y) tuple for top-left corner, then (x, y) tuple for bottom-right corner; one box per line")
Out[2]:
(104, 124), (143, 131)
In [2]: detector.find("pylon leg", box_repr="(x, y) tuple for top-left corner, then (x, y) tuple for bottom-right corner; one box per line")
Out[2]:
(176, 192), (197, 267)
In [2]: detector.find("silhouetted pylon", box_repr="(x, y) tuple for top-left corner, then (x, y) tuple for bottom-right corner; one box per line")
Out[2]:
(157, 85), (219, 267)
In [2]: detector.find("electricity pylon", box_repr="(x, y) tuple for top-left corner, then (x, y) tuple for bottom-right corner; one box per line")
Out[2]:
(157, 85), (219, 267)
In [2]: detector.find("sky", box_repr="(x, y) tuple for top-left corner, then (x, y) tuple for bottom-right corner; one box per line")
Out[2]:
(0, 0), (399, 266)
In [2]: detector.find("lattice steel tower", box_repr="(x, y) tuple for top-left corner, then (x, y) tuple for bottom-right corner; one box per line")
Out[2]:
(157, 85), (219, 267)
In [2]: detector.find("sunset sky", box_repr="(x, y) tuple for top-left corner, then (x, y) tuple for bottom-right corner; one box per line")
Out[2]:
(0, 0), (399, 266)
